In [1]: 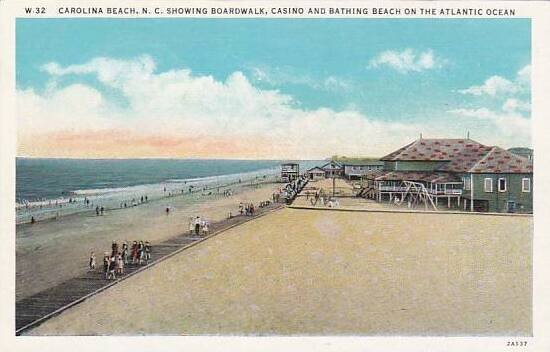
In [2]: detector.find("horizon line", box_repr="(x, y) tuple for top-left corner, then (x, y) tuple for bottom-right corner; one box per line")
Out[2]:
(15, 155), (330, 161)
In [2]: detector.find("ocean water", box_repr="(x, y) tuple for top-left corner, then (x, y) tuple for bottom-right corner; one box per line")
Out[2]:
(16, 158), (319, 223)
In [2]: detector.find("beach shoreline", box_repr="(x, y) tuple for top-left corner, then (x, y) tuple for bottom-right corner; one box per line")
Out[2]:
(16, 170), (280, 225)
(16, 179), (283, 301)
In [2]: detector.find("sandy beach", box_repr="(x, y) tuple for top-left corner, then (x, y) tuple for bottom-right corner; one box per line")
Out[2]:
(294, 178), (388, 209)
(16, 180), (281, 301)
(28, 207), (532, 336)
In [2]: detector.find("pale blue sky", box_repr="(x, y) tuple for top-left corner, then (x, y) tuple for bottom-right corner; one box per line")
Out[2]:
(17, 19), (530, 119)
(16, 19), (532, 158)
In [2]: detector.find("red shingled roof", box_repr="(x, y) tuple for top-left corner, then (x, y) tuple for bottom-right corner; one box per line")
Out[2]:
(468, 146), (533, 173)
(381, 138), (486, 162)
(381, 138), (533, 174)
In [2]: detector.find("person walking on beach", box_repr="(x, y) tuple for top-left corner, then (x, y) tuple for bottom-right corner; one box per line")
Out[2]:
(103, 253), (110, 279)
(144, 241), (151, 264)
(111, 241), (119, 258)
(108, 255), (117, 280)
(89, 251), (96, 270)
(138, 241), (145, 265)
(96, 206), (100, 216)
(202, 222), (209, 237)
(131, 241), (139, 264)
(122, 242), (129, 264)
(194, 216), (201, 236)
(116, 253), (124, 275)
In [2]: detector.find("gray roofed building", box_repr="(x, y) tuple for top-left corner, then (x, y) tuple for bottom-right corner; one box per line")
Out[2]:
(508, 147), (533, 161)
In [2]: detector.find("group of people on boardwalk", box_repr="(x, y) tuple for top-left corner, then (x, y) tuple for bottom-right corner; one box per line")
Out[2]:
(89, 240), (152, 280)
(189, 216), (209, 236)
(239, 202), (256, 216)
(258, 200), (272, 208)
(279, 176), (309, 204)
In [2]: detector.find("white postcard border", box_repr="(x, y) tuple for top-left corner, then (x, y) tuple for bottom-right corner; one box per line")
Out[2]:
(1, 1), (549, 351)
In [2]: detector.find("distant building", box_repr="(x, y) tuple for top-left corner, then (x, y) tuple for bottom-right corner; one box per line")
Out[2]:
(280, 163), (299, 182)
(508, 147), (533, 161)
(320, 161), (344, 178)
(342, 160), (384, 180)
(306, 166), (326, 181)
(369, 138), (533, 213)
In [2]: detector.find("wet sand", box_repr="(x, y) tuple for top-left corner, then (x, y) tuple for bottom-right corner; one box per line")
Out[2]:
(29, 208), (532, 335)
(16, 181), (280, 301)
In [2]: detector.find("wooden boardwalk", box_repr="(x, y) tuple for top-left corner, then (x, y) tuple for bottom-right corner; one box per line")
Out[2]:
(16, 204), (283, 335)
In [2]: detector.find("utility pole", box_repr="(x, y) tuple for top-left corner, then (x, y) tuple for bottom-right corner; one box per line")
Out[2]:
(470, 173), (474, 212)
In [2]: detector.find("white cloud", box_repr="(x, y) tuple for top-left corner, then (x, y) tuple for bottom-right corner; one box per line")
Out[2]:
(502, 98), (531, 113)
(323, 76), (351, 92)
(368, 49), (444, 73)
(250, 66), (351, 92)
(517, 64), (531, 84)
(18, 84), (115, 133)
(458, 76), (517, 96)
(459, 65), (530, 97)
(41, 56), (157, 89)
(451, 64), (531, 147)
(21, 55), (530, 158)
(448, 108), (530, 145)
(20, 56), (432, 158)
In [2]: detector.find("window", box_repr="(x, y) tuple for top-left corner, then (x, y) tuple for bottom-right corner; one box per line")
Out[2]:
(484, 178), (493, 193)
(463, 176), (471, 191)
(522, 178), (531, 192)
(498, 178), (507, 192)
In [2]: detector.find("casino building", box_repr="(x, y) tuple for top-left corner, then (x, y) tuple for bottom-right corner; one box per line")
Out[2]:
(362, 137), (533, 213)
